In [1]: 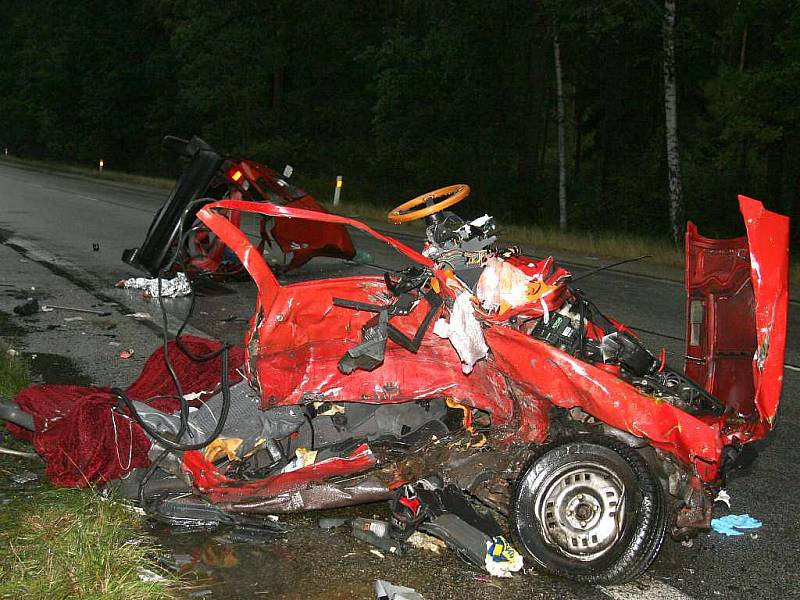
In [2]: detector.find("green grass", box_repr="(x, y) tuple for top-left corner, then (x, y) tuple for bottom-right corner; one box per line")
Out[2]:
(323, 197), (686, 266)
(0, 487), (176, 600)
(0, 350), (178, 600)
(0, 352), (29, 400)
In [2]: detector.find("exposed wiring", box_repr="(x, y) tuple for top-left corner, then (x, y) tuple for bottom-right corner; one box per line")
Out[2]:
(110, 197), (237, 511)
(569, 254), (653, 284)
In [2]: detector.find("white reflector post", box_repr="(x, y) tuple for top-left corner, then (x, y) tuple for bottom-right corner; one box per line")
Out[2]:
(333, 175), (343, 206)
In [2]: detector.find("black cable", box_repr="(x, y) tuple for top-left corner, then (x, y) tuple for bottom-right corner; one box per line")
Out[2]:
(112, 348), (232, 451)
(569, 254), (653, 284)
(112, 197), (236, 462)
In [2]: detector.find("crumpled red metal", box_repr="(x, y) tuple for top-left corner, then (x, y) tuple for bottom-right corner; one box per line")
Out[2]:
(190, 195), (788, 486)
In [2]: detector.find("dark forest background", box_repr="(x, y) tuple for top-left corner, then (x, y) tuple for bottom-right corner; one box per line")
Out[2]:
(1, 0), (799, 243)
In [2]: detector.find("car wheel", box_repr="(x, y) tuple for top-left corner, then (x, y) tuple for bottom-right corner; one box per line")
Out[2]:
(511, 434), (666, 584)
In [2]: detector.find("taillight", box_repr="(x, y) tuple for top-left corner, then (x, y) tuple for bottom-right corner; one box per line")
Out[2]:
(227, 167), (244, 183)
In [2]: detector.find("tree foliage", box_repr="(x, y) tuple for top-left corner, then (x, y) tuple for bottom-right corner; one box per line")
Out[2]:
(1, 0), (799, 241)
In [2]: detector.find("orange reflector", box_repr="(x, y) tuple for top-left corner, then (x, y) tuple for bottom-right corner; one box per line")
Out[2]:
(231, 170), (243, 182)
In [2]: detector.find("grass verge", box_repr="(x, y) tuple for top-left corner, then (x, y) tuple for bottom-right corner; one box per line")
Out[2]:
(0, 352), (29, 400)
(0, 487), (175, 600)
(0, 155), (173, 190)
(0, 349), (178, 600)
(324, 198), (686, 266)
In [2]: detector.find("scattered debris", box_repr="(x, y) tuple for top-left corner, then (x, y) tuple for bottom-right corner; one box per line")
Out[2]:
(369, 549), (385, 559)
(710, 514), (763, 536)
(41, 304), (112, 317)
(9, 471), (39, 485)
(0, 446), (41, 460)
(13, 298), (39, 316)
(375, 579), (424, 600)
(119, 348), (135, 359)
(63, 316), (84, 322)
(117, 272), (192, 298)
(319, 517), (348, 530)
(137, 567), (168, 583)
(125, 312), (152, 319)
(484, 536), (524, 578)
(714, 489), (731, 509)
(352, 518), (405, 555)
(406, 531), (447, 554)
(220, 315), (248, 323)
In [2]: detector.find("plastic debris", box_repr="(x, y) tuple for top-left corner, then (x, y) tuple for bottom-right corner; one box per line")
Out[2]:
(41, 304), (112, 316)
(0, 446), (40, 460)
(137, 567), (168, 583)
(63, 316), (84, 322)
(117, 272), (192, 298)
(484, 535), (524, 578)
(353, 517), (390, 538)
(119, 348), (135, 359)
(13, 298), (39, 316)
(319, 517), (348, 530)
(9, 471), (39, 485)
(281, 447), (318, 473)
(125, 312), (152, 319)
(714, 489), (731, 509)
(406, 531), (447, 554)
(475, 257), (534, 312)
(432, 291), (488, 373)
(375, 579), (424, 600)
(710, 514), (763, 536)
(352, 517), (405, 555)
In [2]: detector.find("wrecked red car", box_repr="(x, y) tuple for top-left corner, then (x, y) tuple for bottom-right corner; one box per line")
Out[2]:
(122, 135), (355, 277)
(2, 178), (788, 584)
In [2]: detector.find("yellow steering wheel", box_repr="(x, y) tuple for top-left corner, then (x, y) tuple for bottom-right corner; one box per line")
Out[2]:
(387, 184), (470, 224)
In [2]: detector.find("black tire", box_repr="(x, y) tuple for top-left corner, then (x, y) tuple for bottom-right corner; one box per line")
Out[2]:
(511, 434), (667, 584)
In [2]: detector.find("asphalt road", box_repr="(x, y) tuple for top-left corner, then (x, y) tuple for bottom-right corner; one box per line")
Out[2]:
(0, 160), (798, 599)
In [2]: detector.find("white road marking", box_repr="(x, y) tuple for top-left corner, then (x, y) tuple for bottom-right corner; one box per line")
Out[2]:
(599, 575), (694, 600)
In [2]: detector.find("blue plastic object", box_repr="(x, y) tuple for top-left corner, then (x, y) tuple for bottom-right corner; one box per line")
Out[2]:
(710, 514), (763, 536)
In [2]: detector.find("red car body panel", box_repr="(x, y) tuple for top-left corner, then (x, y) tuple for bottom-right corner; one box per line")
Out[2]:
(194, 195), (788, 485)
(188, 158), (354, 275)
(685, 195), (789, 447)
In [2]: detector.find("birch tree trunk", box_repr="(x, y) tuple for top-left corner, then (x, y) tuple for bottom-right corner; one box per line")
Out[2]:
(554, 30), (567, 231)
(663, 0), (683, 245)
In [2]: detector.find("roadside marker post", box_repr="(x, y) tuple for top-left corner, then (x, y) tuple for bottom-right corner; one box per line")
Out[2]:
(99, 159), (104, 174)
(333, 175), (343, 206)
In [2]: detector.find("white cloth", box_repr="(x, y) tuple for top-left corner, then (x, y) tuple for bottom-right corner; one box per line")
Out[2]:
(433, 292), (488, 374)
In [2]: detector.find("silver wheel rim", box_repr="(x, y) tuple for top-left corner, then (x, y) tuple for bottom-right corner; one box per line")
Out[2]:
(534, 461), (626, 561)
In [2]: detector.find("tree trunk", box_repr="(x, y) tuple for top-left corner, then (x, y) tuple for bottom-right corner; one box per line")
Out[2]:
(739, 25), (748, 72)
(663, 0), (683, 245)
(554, 30), (567, 231)
(574, 97), (583, 178)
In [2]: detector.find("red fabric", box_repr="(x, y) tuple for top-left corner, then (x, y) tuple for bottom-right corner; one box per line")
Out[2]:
(7, 337), (243, 488)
